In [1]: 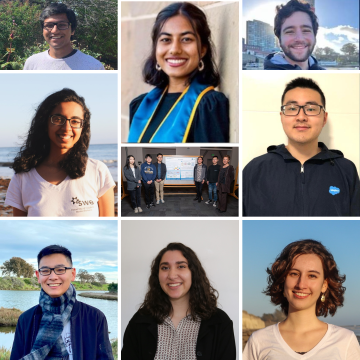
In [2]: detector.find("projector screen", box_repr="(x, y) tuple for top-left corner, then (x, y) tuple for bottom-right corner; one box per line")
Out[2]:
(163, 155), (199, 185)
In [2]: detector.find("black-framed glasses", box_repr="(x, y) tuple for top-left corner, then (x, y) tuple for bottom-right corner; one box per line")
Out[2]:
(50, 115), (83, 129)
(43, 22), (71, 31)
(281, 104), (325, 116)
(38, 267), (73, 276)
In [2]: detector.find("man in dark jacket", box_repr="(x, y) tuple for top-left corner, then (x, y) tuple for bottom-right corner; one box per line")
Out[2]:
(264, 0), (325, 70)
(243, 77), (360, 216)
(10, 245), (113, 360)
(205, 155), (221, 207)
(154, 153), (167, 205)
(141, 154), (157, 209)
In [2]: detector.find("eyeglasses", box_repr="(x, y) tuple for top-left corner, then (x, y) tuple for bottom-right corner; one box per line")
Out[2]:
(50, 115), (83, 129)
(281, 104), (325, 116)
(38, 267), (73, 276)
(43, 22), (71, 31)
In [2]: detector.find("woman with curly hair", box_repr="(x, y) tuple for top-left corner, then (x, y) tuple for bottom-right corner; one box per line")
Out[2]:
(127, 2), (229, 143)
(243, 239), (360, 359)
(5, 88), (115, 217)
(122, 242), (236, 359)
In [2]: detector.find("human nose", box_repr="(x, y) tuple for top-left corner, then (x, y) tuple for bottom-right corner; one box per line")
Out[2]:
(48, 270), (59, 279)
(50, 24), (60, 32)
(295, 274), (306, 289)
(61, 119), (73, 129)
(293, 29), (305, 41)
(168, 267), (178, 279)
(170, 39), (182, 54)
(296, 107), (308, 121)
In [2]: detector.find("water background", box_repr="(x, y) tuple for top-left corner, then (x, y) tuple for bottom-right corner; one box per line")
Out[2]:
(0, 144), (117, 181)
(0, 289), (118, 350)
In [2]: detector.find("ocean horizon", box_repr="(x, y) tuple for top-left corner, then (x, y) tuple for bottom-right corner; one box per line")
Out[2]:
(0, 144), (118, 181)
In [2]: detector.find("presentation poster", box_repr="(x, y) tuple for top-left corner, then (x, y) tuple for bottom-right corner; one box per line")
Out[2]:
(164, 156), (198, 184)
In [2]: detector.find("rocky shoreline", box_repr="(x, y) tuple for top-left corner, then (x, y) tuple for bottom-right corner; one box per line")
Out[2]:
(0, 178), (118, 217)
(78, 292), (118, 300)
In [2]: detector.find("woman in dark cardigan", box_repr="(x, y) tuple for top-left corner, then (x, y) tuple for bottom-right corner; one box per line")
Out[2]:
(123, 155), (142, 213)
(217, 155), (234, 213)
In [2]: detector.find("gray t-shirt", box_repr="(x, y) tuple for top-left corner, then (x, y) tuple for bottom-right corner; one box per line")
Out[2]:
(23, 50), (105, 70)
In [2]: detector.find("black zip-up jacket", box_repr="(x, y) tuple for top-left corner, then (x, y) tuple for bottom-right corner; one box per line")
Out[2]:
(10, 300), (114, 360)
(154, 162), (167, 180)
(264, 53), (326, 70)
(243, 143), (360, 216)
(207, 164), (221, 183)
(121, 308), (236, 360)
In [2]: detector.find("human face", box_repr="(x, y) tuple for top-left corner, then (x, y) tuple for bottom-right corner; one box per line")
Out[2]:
(281, 87), (327, 146)
(36, 253), (76, 298)
(146, 156), (152, 164)
(48, 102), (83, 153)
(280, 11), (316, 65)
(157, 155), (163, 163)
(212, 157), (218, 165)
(159, 250), (192, 302)
(156, 15), (206, 86)
(223, 157), (229, 165)
(129, 156), (135, 165)
(284, 254), (327, 314)
(197, 157), (203, 164)
(43, 13), (74, 52)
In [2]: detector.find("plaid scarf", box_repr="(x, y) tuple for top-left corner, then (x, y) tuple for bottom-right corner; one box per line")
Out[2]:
(21, 283), (76, 360)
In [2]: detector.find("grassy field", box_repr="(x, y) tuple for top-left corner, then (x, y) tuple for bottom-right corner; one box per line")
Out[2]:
(0, 338), (118, 358)
(0, 308), (22, 327)
(0, 277), (108, 291)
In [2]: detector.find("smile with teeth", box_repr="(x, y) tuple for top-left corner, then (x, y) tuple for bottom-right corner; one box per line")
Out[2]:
(48, 283), (61, 287)
(58, 134), (72, 140)
(293, 291), (310, 298)
(168, 283), (182, 287)
(166, 59), (187, 64)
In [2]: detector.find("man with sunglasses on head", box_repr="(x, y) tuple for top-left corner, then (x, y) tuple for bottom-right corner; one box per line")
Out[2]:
(10, 245), (114, 360)
(243, 77), (360, 216)
(24, 3), (104, 70)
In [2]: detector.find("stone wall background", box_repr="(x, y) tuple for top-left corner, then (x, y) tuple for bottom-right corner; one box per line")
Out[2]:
(121, 1), (239, 142)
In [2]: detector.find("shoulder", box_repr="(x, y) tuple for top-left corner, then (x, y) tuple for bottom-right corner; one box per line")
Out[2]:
(75, 51), (104, 70)
(75, 300), (106, 320)
(127, 310), (156, 326)
(130, 93), (147, 109)
(87, 158), (108, 171)
(24, 51), (47, 64)
(17, 304), (40, 323)
(206, 308), (233, 324)
(199, 90), (229, 108)
(328, 324), (358, 340)
(248, 324), (276, 343)
(244, 152), (275, 171)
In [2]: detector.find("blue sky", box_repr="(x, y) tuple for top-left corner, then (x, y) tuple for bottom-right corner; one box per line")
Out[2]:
(243, 0), (359, 53)
(0, 73), (118, 148)
(0, 220), (118, 283)
(243, 220), (360, 326)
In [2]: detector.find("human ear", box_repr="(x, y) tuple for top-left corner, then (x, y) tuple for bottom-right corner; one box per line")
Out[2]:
(322, 279), (328, 293)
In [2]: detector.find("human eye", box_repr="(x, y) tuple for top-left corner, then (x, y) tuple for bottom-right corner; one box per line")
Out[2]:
(309, 274), (317, 279)
(182, 36), (193, 42)
(51, 115), (64, 124)
(286, 105), (298, 111)
(289, 271), (299, 276)
(159, 36), (171, 43)
(284, 30), (294, 34)
(160, 266), (169, 270)
(40, 268), (51, 275)
(44, 22), (54, 30)
(70, 119), (82, 127)
(55, 267), (66, 274)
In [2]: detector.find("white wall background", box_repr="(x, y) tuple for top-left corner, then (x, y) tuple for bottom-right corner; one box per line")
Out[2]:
(242, 72), (360, 173)
(121, 220), (239, 358)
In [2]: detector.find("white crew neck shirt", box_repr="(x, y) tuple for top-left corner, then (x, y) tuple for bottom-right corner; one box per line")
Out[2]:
(23, 49), (105, 70)
(5, 158), (115, 217)
(243, 323), (360, 360)
(62, 320), (73, 360)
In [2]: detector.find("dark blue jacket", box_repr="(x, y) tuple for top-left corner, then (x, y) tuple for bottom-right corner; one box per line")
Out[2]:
(155, 162), (167, 180)
(141, 162), (156, 183)
(243, 142), (360, 216)
(10, 300), (114, 360)
(264, 53), (326, 70)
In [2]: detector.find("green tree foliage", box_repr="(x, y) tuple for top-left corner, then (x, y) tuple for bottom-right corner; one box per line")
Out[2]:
(340, 43), (357, 56)
(0, 257), (35, 278)
(94, 272), (106, 284)
(108, 282), (117, 293)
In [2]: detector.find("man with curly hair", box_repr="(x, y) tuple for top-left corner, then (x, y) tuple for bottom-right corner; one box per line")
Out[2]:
(24, 3), (104, 70)
(264, 0), (325, 70)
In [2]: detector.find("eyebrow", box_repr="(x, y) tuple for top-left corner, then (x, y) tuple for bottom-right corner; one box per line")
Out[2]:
(52, 113), (83, 119)
(159, 261), (188, 266)
(39, 264), (67, 268)
(285, 101), (320, 105)
(290, 268), (321, 275)
(159, 31), (196, 37)
(282, 25), (313, 32)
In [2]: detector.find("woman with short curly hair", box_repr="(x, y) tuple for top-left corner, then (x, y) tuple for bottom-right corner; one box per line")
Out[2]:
(243, 239), (360, 359)
(5, 88), (115, 217)
(122, 242), (236, 359)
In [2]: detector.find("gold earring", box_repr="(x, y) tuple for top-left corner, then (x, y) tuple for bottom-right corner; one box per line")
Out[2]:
(321, 293), (325, 302)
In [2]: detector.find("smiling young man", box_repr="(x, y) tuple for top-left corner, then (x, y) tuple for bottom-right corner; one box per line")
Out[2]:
(10, 245), (113, 360)
(24, 3), (104, 70)
(264, 0), (325, 70)
(243, 77), (360, 216)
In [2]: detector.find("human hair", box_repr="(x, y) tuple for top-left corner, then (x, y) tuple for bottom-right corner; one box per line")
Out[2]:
(274, 0), (319, 41)
(197, 156), (203, 162)
(125, 155), (137, 169)
(223, 155), (230, 160)
(263, 239), (346, 317)
(157, 153), (163, 157)
(11, 89), (91, 179)
(143, 2), (220, 88)
(39, 3), (77, 31)
(281, 77), (326, 108)
(212, 155), (218, 159)
(139, 242), (218, 323)
(37, 244), (73, 267)
(145, 154), (152, 160)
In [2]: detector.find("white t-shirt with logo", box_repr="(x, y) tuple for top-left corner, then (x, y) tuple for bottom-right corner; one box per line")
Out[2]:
(62, 320), (73, 360)
(5, 158), (115, 217)
(243, 323), (360, 360)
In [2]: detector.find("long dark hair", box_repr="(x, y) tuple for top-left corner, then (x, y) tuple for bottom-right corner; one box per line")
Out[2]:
(12, 89), (90, 179)
(125, 155), (137, 169)
(264, 239), (346, 317)
(143, 2), (220, 88)
(139, 242), (218, 323)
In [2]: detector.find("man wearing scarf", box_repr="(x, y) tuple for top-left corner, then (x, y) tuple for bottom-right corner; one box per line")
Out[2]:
(10, 245), (114, 360)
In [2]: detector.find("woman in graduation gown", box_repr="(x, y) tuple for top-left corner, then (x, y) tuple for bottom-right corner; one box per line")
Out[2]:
(128, 2), (229, 143)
